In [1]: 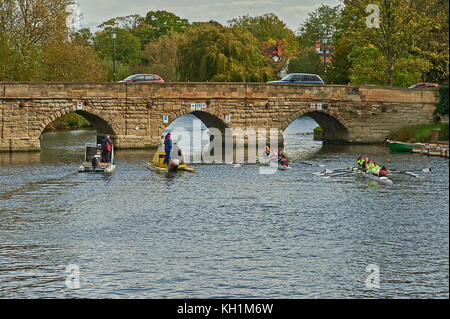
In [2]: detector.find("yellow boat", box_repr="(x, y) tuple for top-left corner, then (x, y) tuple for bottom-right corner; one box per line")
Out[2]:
(145, 151), (196, 174)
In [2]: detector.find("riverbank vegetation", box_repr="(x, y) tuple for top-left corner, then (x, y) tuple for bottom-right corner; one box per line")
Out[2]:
(388, 123), (449, 142)
(43, 113), (91, 132)
(0, 0), (448, 86)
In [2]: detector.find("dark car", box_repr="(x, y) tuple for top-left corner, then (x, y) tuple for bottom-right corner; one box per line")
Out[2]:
(267, 73), (325, 85)
(120, 74), (164, 83)
(408, 83), (438, 89)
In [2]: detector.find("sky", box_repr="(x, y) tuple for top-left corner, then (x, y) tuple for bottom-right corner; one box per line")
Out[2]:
(75, 0), (342, 32)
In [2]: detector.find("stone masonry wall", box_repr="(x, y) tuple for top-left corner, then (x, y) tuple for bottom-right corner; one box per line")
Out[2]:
(0, 82), (436, 151)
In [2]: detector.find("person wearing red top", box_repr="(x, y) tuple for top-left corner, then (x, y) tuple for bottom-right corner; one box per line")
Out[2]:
(379, 166), (388, 177)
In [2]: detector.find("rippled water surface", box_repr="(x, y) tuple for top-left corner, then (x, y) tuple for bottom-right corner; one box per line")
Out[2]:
(0, 117), (448, 298)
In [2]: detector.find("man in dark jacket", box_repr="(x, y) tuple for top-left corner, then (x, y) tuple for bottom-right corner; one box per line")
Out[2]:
(163, 133), (172, 165)
(101, 135), (113, 163)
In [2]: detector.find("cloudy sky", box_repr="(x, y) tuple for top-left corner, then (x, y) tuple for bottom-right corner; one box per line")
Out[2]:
(76, 0), (342, 32)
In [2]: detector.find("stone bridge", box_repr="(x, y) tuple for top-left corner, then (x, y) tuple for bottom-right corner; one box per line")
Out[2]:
(0, 82), (437, 151)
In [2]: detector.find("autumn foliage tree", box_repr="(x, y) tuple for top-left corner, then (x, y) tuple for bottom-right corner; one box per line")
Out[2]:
(0, 0), (104, 81)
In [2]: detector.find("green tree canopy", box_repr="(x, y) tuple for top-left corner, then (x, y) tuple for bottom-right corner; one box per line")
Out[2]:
(296, 4), (342, 46)
(228, 13), (298, 56)
(145, 10), (190, 39)
(340, 0), (434, 86)
(177, 24), (274, 82)
(287, 48), (323, 76)
(142, 33), (181, 82)
(93, 28), (142, 65)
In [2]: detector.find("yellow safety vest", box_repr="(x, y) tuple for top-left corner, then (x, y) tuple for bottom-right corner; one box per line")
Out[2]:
(373, 165), (380, 174)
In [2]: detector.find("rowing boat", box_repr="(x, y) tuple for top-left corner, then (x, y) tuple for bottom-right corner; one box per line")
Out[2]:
(386, 140), (421, 152)
(348, 167), (393, 185)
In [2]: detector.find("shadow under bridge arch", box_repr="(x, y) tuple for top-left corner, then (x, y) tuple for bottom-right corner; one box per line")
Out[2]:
(283, 111), (349, 144)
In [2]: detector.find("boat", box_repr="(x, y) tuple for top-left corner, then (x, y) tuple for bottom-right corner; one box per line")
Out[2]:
(348, 167), (393, 185)
(145, 151), (196, 174)
(78, 143), (116, 173)
(386, 139), (421, 152)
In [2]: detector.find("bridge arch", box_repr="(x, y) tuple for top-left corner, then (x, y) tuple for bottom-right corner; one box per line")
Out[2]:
(38, 105), (117, 139)
(161, 108), (229, 138)
(282, 109), (349, 143)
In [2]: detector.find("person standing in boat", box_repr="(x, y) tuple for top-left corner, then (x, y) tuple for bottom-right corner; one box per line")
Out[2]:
(101, 135), (113, 163)
(163, 133), (172, 165)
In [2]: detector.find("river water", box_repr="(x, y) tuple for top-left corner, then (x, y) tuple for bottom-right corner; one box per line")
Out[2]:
(0, 116), (448, 298)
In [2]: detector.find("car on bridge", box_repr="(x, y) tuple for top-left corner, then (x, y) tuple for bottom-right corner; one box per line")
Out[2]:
(408, 83), (439, 89)
(120, 74), (164, 83)
(267, 73), (325, 85)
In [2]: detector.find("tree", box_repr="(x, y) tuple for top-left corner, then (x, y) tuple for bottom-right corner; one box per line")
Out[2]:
(297, 5), (342, 46)
(97, 14), (156, 48)
(341, 0), (434, 86)
(327, 34), (352, 84)
(145, 10), (190, 39)
(141, 34), (181, 82)
(0, 0), (103, 81)
(228, 13), (298, 56)
(42, 39), (105, 81)
(93, 28), (142, 65)
(287, 48), (323, 76)
(415, 0), (449, 83)
(177, 24), (274, 82)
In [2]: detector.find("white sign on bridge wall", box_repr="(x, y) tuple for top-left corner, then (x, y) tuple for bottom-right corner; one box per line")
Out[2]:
(225, 115), (231, 123)
(163, 115), (169, 124)
(76, 101), (83, 110)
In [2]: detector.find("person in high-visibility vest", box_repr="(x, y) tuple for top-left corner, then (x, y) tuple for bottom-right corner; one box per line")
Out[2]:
(372, 161), (381, 175)
(357, 155), (365, 170)
(366, 159), (374, 173)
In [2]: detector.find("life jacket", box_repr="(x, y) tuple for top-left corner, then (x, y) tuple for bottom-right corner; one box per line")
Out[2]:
(107, 140), (112, 152)
(372, 165), (380, 175)
(366, 163), (374, 173)
(357, 159), (364, 169)
(379, 169), (387, 177)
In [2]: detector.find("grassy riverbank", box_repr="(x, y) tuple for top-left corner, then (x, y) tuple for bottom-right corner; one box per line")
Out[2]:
(388, 123), (449, 142)
(43, 113), (91, 132)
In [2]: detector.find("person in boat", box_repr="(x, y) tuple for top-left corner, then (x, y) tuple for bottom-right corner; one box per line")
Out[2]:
(366, 159), (374, 173)
(278, 152), (289, 167)
(357, 155), (365, 170)
(372, 161), (381, 175)
(270, 148), (278, 159)
(263, 146), (270, 157)
(101, 135), (113, 163)
(379, 166), (388, 177)
(163, 133), (172, 165)
(361, 157), (368, 172)
(171, 142), (185, 165)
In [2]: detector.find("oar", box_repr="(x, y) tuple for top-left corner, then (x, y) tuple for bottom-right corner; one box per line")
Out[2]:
(298, 161), (325, 167)
(390, 167), (431, 174)
(314, 167), (350, 176)
(323, 171), (356, 179)
(389, 167), (431, 178)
